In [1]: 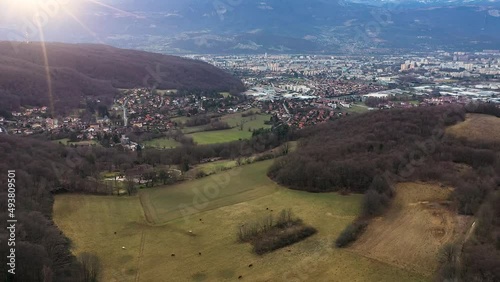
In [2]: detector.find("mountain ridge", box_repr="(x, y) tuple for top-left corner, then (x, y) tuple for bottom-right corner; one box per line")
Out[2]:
(1, 0), (500, 54)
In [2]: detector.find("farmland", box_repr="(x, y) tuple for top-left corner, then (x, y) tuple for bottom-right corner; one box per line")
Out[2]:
(447, 113), (500, 142)
(53, 161), (427, 282)
(187, 111), (272, 144)
(144, 109), (272, 146)
(140, 160), (281, 224)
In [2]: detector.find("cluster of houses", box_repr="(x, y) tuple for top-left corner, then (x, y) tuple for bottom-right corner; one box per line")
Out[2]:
(3, 76), (498, 148)
(260, 97), (356, 129)
(1, 88), (257, 147)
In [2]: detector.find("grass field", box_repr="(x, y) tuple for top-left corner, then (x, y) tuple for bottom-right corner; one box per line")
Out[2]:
(54, 161), (428, 282)
(346, 104), (370, 114)
(189, 130), (253, 144)
(143, 137), (181, 149)
(197, 160), (238, 173)
(53, 139), (99, 146)
(140, 160), (281, 224)
(350, 182), (470, 277)
(447, 114), (500, 143)
(184, 159), (239, 179)
(188, 111), (272, 145)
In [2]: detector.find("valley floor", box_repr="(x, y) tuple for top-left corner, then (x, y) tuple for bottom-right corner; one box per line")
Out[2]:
(54, 161), (429, 282)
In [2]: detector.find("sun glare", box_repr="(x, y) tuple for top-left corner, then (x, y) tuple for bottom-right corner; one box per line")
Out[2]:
(6, 0), (43, 15)
(14, 0), (41, 8)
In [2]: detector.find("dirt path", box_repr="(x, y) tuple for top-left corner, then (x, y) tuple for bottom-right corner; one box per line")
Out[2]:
(135, 231), (146, 282)
(139, 191), (157, 224)
(456, 221), (476, 274)
(463, 221), (476, 243)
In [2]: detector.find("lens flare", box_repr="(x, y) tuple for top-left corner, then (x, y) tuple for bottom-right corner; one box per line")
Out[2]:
(9, 0), (42, 11)
(1, 0), (139, 116)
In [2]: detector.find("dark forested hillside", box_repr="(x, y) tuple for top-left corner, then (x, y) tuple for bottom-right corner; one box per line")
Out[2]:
(0, 136), (80, 281)
(0, 42), (245, 115)
(269, 106), (466, 193)
(0, 135), (138, 281)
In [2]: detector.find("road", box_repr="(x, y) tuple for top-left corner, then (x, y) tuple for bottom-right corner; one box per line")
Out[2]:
(122, 97), (130, 126)
(283, 103), (292, 122)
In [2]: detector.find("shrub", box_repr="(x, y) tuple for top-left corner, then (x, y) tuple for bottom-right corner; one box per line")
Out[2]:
(238, 210), (298, 242)
(335, 221), (368, 248)
(195, 170), (208, 179)
(362, 189), (390, 217)
(438, 243), (458, 264)
(369, 175), (393, 197)
(253, 225), (317, 255)
(185, 115), (211, 127)
(242, 110), (258, 118)
(206, 121), (231, 131)
(237, 209), (317, 254)
(255, 153), (275, 162)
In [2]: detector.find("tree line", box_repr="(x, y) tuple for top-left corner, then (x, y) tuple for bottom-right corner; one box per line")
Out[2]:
(0, 136), (105, 281)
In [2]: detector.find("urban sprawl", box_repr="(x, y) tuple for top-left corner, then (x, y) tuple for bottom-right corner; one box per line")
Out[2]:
(2, 50), (499, 149)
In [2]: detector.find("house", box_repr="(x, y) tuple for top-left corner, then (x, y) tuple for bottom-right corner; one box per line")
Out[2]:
(120, 135), (130, 145)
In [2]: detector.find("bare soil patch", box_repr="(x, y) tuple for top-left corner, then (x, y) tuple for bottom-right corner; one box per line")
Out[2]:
(350, 182), (470, 276)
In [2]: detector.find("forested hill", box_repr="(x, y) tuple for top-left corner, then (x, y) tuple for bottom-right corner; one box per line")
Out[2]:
(268, 104), (500, 280)
(0, 42), (245, 115)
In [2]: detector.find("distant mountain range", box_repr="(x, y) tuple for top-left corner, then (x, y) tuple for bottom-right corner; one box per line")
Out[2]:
(348, 0), (500, 7)
(0, 42), (244, 115)
(1, 0), (500, 54)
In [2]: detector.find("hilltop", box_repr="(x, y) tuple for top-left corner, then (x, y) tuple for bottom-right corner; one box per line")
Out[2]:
(0, 42), (244, 115)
